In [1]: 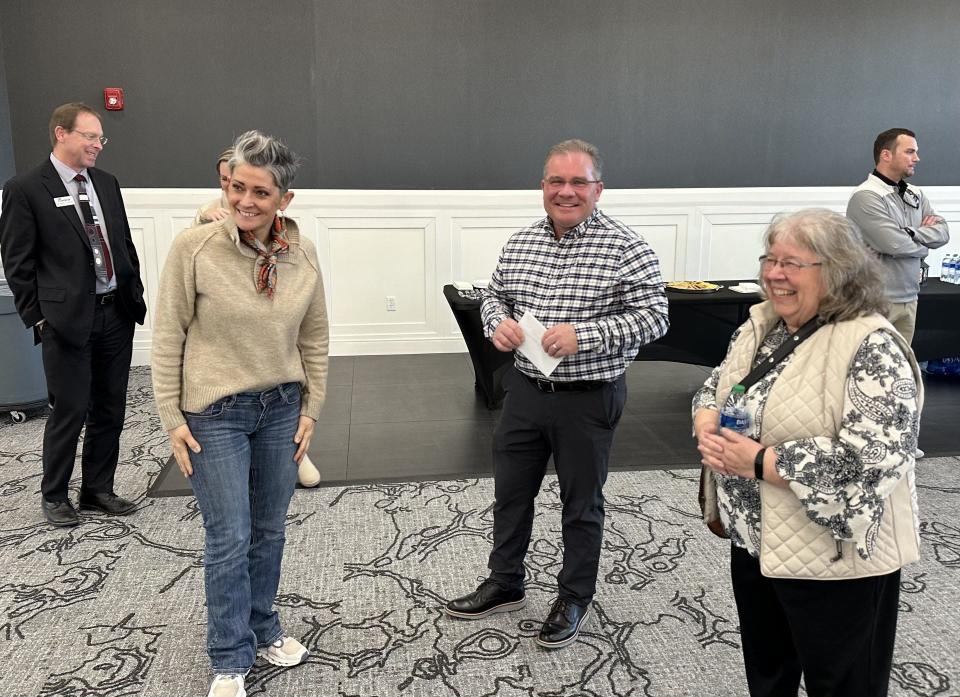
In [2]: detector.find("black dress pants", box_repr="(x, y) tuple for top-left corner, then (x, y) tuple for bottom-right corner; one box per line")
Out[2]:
(730, 544), (901, 697)
(487, 367), (626, 605)
(40, 302), (135, 501)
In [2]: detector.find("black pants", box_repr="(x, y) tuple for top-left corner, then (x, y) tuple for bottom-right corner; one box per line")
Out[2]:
(731, 544), (901, 697)
(40, 302), (135, 501)
(487, 367), (626, 605)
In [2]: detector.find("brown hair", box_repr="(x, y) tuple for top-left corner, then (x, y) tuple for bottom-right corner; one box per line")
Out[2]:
(216, 148), (234, 171)
(48, 102), (102, 148)
(873, 128), (916, 164)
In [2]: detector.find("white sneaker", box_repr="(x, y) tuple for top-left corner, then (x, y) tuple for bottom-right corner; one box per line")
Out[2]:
(915, 448), (925, 459)
(257, 635), (309, 667)
(298, 454), (321, 487)
(207, 674), (245, 697)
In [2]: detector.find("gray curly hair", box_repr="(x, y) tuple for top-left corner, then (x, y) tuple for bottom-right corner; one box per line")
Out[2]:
(761, 208), (888, 323)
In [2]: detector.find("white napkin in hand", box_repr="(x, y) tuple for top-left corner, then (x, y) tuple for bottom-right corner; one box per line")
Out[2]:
(516, 312), (561, 377)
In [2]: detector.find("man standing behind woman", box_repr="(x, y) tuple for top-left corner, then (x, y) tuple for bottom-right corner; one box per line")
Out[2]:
(152, 130), (328, 697)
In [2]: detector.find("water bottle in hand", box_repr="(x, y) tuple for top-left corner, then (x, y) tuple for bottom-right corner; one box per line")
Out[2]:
(719, 384), (750, 433)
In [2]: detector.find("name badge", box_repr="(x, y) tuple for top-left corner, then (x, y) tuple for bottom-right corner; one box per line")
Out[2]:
(54, 196), (74, 208)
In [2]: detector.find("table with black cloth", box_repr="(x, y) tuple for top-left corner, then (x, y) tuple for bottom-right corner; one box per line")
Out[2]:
(912, 278), (960, 363)
(444, 279), (960, 408)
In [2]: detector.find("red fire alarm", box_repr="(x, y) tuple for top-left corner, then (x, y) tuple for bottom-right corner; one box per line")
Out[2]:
(104, 88), (124, 110)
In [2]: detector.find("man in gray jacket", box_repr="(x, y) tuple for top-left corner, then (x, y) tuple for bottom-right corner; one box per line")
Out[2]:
(847, 128), (949, 344)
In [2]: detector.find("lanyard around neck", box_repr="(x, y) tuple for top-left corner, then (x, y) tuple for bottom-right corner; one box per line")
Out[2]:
(737, 316), (822, 392)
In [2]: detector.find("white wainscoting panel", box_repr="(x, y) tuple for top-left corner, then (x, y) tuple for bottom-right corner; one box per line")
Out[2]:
(324, 218), (435, 333)
(452, 216), (537, 286)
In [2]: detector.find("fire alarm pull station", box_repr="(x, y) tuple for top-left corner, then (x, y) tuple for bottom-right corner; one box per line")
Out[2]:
(104, 88), (124, 110)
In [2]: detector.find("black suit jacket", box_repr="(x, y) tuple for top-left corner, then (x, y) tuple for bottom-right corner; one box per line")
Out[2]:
(0, 159), (146, 347)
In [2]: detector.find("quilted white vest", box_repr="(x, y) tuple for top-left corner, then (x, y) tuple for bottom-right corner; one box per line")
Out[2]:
(710, 301), (923, 579)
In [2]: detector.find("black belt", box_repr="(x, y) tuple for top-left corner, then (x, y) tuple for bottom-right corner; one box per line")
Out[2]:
(95, 292), (116, 305)
(523, 374), (606, 393)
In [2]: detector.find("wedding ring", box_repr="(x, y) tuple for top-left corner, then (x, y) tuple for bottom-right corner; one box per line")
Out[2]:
(552, 343), (558, 351)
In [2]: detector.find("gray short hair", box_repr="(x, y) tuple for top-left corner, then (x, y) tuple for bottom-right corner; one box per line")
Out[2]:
(761, 208), (888, 323)
(543, 139), (603, 180)
(228, 130), (300, 193)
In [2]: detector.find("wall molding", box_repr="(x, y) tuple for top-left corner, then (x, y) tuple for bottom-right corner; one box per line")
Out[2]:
(4, 186), (960, 364)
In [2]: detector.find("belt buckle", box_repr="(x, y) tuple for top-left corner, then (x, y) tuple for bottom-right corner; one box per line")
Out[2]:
(535, 378), (555, 392)
(98, 293), (115, 305)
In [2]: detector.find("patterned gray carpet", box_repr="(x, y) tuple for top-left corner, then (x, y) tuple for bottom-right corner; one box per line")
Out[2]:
(1, 367), (958, 697)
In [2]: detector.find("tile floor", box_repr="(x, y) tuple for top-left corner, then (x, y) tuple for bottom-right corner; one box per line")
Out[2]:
(149, 354), (959, 496)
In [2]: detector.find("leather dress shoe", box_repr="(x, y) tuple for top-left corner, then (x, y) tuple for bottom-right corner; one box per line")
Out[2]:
(445, 580), (526, 619)
(536, 599), (591, 649)
(78, 491), (136, 516)
(42, 498), (79, 527)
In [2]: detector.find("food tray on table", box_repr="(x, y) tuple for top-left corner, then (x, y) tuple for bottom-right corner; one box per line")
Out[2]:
(665, 281), (723, 294)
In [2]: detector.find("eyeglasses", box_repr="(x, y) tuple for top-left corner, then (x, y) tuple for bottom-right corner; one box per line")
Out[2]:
(70, 130), (108, 146)
(758, 255), (823, 273)
(901, 189), (920, 209)
(543, 177), (601, 191)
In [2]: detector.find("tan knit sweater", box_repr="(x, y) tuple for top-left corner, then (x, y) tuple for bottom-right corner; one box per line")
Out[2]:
(192, 192), (229, 227)
(151, 216), (328, 431)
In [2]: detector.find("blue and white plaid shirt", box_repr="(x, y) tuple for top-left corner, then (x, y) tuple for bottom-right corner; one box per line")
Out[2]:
(481, 209), (669, 382)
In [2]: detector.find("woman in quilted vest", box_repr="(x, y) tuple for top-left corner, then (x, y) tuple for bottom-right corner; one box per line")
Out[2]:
(692, 208), (923, 697)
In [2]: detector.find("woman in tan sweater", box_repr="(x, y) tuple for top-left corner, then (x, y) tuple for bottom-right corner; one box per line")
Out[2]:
(192, 145), (323, 489)
(152, 130), (328, 697)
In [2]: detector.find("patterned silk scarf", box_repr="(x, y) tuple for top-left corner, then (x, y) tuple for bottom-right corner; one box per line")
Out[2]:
(238, 217), (290, 299)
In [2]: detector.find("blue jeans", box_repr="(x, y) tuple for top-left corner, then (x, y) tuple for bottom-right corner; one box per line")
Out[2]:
(185, 382), (301, 674)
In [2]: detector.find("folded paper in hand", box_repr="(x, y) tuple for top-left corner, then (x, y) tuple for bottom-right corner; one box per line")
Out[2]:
(517, 311), (561, 377)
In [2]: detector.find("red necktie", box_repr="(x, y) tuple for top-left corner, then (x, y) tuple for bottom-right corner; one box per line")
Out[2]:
(74, 174), (114, 282)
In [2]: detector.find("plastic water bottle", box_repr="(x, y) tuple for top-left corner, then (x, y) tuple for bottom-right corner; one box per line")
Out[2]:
(719, 384), (750, 433)
(940, 256), (952, 283)
(949, 254), (960, 284)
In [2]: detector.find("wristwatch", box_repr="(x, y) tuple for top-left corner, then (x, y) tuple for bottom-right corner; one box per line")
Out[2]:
(754, 447), (767, 481)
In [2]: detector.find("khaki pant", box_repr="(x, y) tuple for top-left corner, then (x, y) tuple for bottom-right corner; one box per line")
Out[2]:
(886, 300), (918, 346)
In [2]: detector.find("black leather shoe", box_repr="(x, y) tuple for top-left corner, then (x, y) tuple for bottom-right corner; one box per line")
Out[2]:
(536, 599), (591, 648)
(445, 580), (526, 619)
(78, 491), (136, 516)
(41, 498), (79, 527)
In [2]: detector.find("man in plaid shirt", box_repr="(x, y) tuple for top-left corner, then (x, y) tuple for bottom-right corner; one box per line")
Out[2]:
(445, 139), (669, 648)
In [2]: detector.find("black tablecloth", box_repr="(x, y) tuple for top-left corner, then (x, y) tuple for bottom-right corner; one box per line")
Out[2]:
(445, 280), (960, 407)
(444, 285), (514, 408)
(912, 279), (960, 363)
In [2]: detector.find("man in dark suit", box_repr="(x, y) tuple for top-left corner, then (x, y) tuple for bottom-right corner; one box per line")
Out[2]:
(0, 102), (146, 526)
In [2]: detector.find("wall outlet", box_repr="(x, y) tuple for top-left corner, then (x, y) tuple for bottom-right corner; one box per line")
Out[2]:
(386, 296), (397, 311)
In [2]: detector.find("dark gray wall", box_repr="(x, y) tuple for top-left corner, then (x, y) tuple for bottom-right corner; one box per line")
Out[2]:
(3, 0), (959, 189)
(0, 19), (15, 184)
